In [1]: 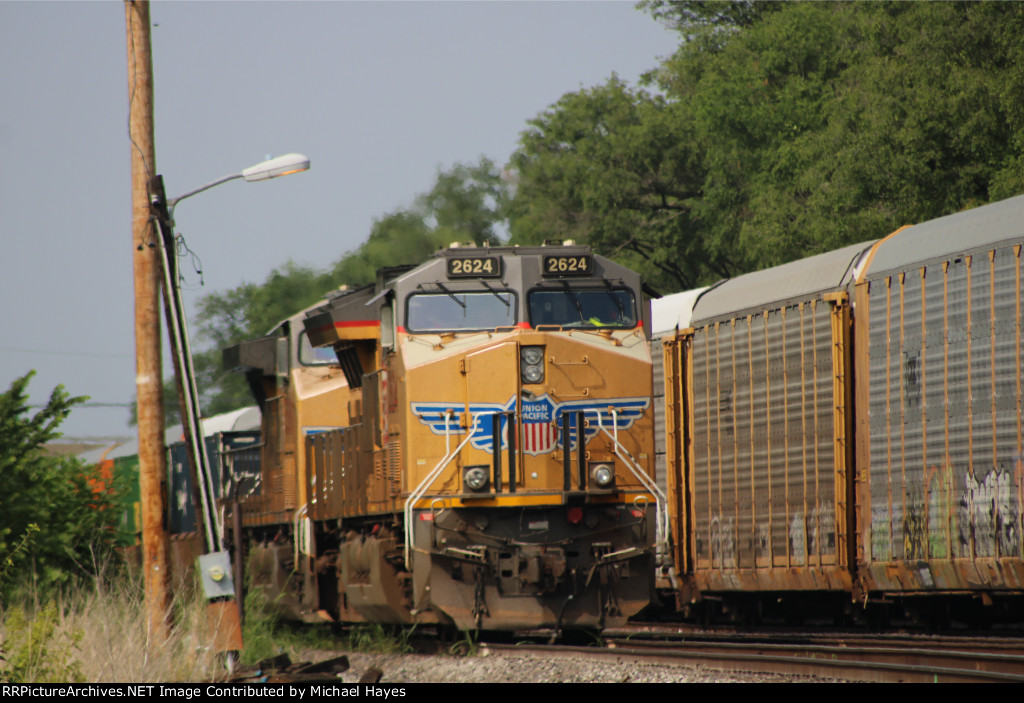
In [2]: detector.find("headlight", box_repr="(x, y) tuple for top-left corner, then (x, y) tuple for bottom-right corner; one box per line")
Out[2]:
(463, 466), (489, 492)
(522, 364), (544, 383)
(521, 346), (543, 365)
(590, 463), (615, 489)
(520, 345), (545, 385)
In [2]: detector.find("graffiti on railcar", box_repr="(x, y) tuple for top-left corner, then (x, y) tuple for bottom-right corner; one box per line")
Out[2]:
(789, 505), (836, 564)
(957, 464), (1021, 558)
(709, 515), (737, 567)
(872, 462), (1023, 563)
(902, 350), (921, 409)
(903, 495), (927, 560)
(926, 465), (951, 559)
(871, 505), (893, 562)
(790, 512), (807, 564)
(757, 523), (771, 560)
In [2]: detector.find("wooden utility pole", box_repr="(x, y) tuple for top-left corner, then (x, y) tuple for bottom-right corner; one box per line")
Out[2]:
(125, 0), (171, 644)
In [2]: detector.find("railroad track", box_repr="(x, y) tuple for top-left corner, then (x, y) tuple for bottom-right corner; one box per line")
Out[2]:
(488, 627), (1024, 683)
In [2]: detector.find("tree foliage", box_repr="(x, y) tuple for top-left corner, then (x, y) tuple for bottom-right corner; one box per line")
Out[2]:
(507, 77), (729, 291)
(508, 1), (1024, 283)
(0, 373), (123, 598)
(637, 0), (782, 39)
(660, 1), (1024, 267)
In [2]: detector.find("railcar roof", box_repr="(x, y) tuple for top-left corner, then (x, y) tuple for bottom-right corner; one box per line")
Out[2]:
(860, 193), (1024, 280)
(691, 241), (875, 325)
(651, 287), (708, 336)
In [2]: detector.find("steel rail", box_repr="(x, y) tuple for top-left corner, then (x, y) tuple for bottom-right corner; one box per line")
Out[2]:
(485, 637), (1024, 683)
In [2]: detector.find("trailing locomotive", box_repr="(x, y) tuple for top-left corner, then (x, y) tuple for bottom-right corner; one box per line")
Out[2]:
(224, 244), (661, 631)
(657, 193), (1024, 624)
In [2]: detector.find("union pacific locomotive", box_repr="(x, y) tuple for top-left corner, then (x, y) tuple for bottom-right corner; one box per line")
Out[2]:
(224, 244), (661, 631)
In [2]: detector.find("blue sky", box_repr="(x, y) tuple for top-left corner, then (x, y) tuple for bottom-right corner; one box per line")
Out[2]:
(0, 1), (680, 439)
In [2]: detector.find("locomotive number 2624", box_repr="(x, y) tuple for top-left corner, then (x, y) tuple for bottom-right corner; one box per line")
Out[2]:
(543, 254), (592, 276)
(447, 256), (502, 278)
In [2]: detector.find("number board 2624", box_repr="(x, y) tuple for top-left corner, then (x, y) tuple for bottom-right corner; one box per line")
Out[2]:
(543, 254), (593, 276)
(447, 256), (502, 278)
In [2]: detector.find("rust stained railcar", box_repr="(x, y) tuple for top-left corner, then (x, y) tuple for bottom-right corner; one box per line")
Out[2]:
(662, 243), (874, 599)
(854, 197), (1024, 595)
(660, 192), (1024, 613)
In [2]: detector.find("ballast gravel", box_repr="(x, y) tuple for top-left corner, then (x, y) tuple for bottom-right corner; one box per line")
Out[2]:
(320, 649), (846, 684)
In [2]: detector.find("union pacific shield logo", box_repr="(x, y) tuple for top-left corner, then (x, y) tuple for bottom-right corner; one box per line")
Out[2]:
(521, 396), (557, 456)
(411, 395), (649, 456)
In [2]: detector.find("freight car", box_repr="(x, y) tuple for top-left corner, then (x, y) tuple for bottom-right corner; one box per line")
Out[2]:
(658, 193), (1024, 625)
(223, 244), (661, 631)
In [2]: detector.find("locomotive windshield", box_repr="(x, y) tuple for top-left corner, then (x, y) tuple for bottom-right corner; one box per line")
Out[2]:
(529, 287), (637, 329)
(299, 330), (336, 366)
(407, 290), (516, 332)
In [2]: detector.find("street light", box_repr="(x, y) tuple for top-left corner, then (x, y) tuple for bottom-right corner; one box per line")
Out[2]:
(167, 153), (310, 217)
(145, 154), (309, 657)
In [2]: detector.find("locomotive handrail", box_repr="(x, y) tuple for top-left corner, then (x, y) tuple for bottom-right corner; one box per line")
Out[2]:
(294, 503), (315, 561)
(594, 409), (669, 554)
(549, 355), (589, 366)
(403, 410), (499, 569)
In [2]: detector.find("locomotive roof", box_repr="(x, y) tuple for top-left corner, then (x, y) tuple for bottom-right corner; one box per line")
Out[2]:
(859, 193), (1024, 281)
(690, 241), (876, 326)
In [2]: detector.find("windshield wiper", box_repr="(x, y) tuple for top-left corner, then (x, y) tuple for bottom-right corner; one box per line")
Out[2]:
(424, 281), (466, 309)
(480, 281), (511, 308)
(560, 281), (584, 321)
(601, 280), (626, 317)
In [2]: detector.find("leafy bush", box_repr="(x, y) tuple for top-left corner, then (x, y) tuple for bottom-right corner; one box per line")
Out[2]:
(0, 372), (125, 600)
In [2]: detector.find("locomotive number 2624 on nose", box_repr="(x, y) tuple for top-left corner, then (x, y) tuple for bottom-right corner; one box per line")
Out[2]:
(543, 255), (592, 276)
(447, 256), (502, 278)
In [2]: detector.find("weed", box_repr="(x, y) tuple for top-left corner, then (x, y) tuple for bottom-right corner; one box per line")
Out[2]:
(239, 582), (335, 666)
(0, 572), (227, 683)
(0, 601), (83, 683)
(343, 623), (417, 654)
(447, 629), (478, 657)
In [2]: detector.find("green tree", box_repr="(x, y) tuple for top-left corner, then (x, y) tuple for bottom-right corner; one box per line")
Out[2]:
(638, 0), (782, 38)
(508, 2), (1024, 289)
(507, 77), (730, 291)
(656, 1), (1024, 268)
(331, 157), (509, 283)
(0, 373), (123, 598)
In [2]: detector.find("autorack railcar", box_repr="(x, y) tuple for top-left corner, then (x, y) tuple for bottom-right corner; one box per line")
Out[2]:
(658, 194), (1024, 623)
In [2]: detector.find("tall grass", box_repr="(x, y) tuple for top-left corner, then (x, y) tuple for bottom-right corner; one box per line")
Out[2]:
(0, 575), (226, 683)
(238, 582), (336, 666)
(2, 569), (441, 682)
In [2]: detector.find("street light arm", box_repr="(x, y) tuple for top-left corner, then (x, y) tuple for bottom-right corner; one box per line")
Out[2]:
(167, 172), (244, 214)
(166, 153), (310, 218)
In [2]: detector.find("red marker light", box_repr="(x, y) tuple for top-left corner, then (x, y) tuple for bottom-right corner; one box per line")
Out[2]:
(567, 507), (583, 525)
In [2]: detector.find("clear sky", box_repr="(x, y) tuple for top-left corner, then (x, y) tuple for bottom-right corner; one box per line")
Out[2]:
(0, 1), (680, 440)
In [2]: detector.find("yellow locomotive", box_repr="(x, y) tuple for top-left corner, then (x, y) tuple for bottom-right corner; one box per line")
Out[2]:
(225, 244), (661, 631)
